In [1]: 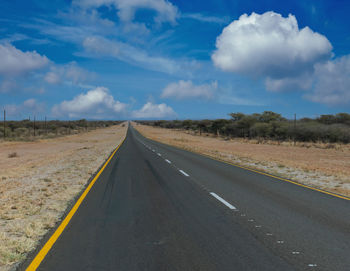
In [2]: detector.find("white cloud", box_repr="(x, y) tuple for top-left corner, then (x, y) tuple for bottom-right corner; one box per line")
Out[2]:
(52, 86), (128, 118)
(73, 0), (178, 24)
(44, 71), (61, 84)
(181, 13), (229, 24)
(65, 63), (93, 84)
(5, 99), (45, 117)
(265, 73), (313, 92)
(0, 79), (17, 93)
(0, 43), (49, 75)
(44, 62), (94, 85)
(82, 35), (181, 74)
(305, 55), (350, 106)
(121, 21), (150, 38)
(132, 102), (176, 118)
(24, 12), (195, 76)
(161, 80), (216, 100)
(1, 33), (29, 43)
(211, 11), (350, 105)
(61, 7), (116, 28)
(83, 36), (120, 56)
(212, 12), (332, 91)
(1, 33), (52, 45)
(217, 95), (266, 106)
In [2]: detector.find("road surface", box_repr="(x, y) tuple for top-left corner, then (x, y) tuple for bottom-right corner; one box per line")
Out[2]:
(24, 124), (350, 270)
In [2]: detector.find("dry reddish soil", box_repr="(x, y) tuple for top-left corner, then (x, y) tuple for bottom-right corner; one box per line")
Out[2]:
(134, 123), (350, 198)
(0, 123), (127, 271)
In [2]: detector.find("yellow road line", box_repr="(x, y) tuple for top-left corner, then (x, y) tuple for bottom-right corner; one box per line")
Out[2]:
(137, 131), (350, 202)
(26, 138), (126, 271)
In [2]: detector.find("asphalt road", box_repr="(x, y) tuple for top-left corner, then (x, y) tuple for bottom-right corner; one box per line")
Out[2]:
(27, 124), (350, 271)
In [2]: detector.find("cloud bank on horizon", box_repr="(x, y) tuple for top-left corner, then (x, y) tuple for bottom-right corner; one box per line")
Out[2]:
(1, 0), (350, 119)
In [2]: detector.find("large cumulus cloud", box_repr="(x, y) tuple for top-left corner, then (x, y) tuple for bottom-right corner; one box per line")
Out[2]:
(0, 43), (49, 75)
(212, 12), (332, 91)
(52, 87), (128, 119)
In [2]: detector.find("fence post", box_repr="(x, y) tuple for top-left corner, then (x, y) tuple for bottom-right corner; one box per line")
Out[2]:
(45, 116), (47, 135)
(3, 109), (5, 140)
(33, 115), (36, 137)
(294, 113), (296, 146)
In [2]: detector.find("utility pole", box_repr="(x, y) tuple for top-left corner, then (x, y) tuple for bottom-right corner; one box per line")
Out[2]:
(294, 113), (296, 146)
(3, 109), (5, 140)
(33, 115), (36, 137)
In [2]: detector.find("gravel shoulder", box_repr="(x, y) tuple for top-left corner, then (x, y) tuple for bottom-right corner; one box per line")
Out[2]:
(134, 123), (350, 198)
(0, 123), (127, 271)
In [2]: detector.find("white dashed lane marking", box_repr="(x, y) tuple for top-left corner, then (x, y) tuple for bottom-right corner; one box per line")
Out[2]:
(210, 192), (237, 210)
(179, 169), (189, 177)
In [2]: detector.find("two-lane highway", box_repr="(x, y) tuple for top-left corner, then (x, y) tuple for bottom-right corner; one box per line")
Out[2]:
(24, 124), (350, 270)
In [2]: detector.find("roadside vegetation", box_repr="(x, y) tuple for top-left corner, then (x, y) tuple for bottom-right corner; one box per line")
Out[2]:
(137, 112), (350, 144)
(0, 119), (123, 141)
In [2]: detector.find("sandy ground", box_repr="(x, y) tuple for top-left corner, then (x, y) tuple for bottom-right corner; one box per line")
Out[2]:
(0, 123), (127, 271)
(134, 123), (350, 198)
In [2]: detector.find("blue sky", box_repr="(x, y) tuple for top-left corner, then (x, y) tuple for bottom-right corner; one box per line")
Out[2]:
(1, 0), (350, 120)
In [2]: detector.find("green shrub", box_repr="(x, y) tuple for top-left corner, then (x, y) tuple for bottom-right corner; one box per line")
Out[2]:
(136, 112), (350, 144)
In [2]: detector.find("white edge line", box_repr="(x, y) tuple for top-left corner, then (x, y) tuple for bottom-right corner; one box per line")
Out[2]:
(179, 169), (189, 177)
(157, 153), (162, 156)
(210, 192), (236, 210)
(165, 159), (171, 164)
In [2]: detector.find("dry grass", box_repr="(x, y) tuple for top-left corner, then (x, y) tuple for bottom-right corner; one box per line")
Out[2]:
(0, 123), (127, 270)
(134, 123), (350, 197)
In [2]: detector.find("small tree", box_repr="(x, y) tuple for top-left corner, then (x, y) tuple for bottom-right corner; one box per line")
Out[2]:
(229, 112), (245, 122)
(259, 111), (285, 122)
